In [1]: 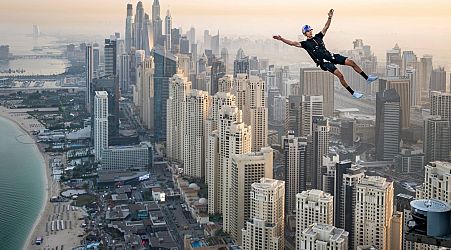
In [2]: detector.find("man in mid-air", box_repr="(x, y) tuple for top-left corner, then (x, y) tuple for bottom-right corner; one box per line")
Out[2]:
(273, 9), (378, 99)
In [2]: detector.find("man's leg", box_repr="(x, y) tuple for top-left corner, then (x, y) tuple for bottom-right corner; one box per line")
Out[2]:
(332, 68), (355, 95)
(344, 58), (369, 80)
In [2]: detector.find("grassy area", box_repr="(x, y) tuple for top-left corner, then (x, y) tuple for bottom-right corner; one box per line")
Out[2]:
(72, 194), (96, 207)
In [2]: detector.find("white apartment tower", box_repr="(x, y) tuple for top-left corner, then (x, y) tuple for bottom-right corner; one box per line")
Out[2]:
(228, 147), (274, 243)
(166, 74), (191, 163)
(296, 189), (334, 249)
(354, 176), (394, 250)
(94, 91), (109, 161)
(241, 178), (285, 250)
(183, 89), (210, 179)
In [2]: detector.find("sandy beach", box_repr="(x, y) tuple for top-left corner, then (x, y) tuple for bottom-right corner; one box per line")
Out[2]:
(0, 106), (86, 250)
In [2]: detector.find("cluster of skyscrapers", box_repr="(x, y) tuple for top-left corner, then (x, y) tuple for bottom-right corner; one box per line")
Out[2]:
(86, 1), (451, 249)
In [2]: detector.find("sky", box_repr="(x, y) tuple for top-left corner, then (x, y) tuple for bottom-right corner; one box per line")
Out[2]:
(1, 0), (451, 67)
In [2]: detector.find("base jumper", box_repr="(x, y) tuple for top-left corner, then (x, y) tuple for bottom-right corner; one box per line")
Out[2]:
(273, 9), (378, 99)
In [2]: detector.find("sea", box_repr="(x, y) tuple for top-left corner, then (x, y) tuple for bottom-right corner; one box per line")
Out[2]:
(0, 116), (45, 249)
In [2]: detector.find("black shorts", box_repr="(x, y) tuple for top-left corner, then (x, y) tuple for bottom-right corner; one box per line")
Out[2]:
(318, 54), (348, 73)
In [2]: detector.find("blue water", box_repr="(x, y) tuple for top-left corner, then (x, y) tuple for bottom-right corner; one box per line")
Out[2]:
(0, 116), (45, 249)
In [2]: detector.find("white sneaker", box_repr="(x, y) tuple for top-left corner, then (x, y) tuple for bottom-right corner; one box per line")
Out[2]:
(367, 75), (378, 84)
(352, 92), (364, 99)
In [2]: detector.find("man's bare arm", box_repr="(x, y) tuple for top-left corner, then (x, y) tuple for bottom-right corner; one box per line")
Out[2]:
(322, 9), (334, 35)
(273, 35), (301, 48)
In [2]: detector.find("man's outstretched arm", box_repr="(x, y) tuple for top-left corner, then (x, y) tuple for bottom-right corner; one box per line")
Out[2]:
(322, 9), (334, 35)
(273, 35), (301, 48)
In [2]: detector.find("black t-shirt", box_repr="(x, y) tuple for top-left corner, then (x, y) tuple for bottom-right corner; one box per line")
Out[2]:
(300, 32), (333, 65)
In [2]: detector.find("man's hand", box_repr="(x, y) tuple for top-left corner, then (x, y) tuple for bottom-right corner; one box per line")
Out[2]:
(273, 35), (282, 41)
(328, 9), (334, 18)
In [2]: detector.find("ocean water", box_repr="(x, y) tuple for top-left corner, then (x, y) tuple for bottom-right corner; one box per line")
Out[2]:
(0, 116), (45, 249)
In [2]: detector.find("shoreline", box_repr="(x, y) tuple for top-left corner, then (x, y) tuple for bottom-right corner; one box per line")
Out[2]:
(0, 106), (50, 250)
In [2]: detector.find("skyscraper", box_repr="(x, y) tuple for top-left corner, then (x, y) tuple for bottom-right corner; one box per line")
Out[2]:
(430, 91), (451, 123)
(376, 88), (401, 161)
(282, 132), (308, 214)
(119, 54), (130, 92)
(296, 189), (334, 249)
(164, 10), (172, 51)
(354, 176), (394, 250)
(300, 95), (324, 137)
(166, 74), (191, 163)
(300, 223), (349, 250)
(125, 4), (133, 52)
(233, 48), (249, 77)
(333, 162), (365, 250)
(379, 77), (411, 129)
(300, 68), (334, 116)
(210, 58), (226, 95)
(417, 161), (451, 203)
(184, 89), (210, 179)
(134, 1), (145, 50)
(386, 44), (402, 69)
(312, 116), (330, 189)
(211, 31), (220, 56)
(93, 45), (100, 77)
(243, 75), (268, 152)
(424, 117), (450, 164)
(104, 39), (117, 77)
(241, 178), (285, 250)
(138, 58), (154, 130)
(227, 147), (273, 243)
(420, 55), (433, 100)
(152, 0), (162, 46)
(94, 91), (109, 161)
(153, 46), (177, 141)
(222, 120), (251, 234)
(86, 44), (94, 112)
(430, 67), (446, 92)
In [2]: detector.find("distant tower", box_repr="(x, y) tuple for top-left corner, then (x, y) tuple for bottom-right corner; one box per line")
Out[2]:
(152, 0), (160, 21)
(164, 9), (172, 51)
(85, 44), (94, 112)
(125, 4), (133, 52)
(376, 88), (401, 161)
(94, 91), (109, 161)
(104, 39), (117, 77)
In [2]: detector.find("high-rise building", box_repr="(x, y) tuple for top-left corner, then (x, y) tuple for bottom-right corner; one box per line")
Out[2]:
(184, 89), (210, 179)
(402, 50), (417, 74)
(210, 58), (226, 95)
(92, 77), (120, 138)
(424, 117), (451, 164)
(104, 39), (117, 77)
(391, 211), (403, 250)
(166, 74), (191, 163)
(296, 189), (334, 249)
(221, 48), (229, 73)
(233, 48), (249, 77)
(286, 95), (302, 136)
(180, 36), (190, 54)
(227, 148), (273, 243)
(376, 88), (401, 161)
(394, 149), (425, 173)
(420, 55), (433, 100)
(299, 223), (349, 250)
(283, 132), (308, 214)
(300, 68), (334, 116)
(405, 67), (419, 107)
(241, 178), (285, 250)
(430, 67), (446, 92)
(211, 31), (220, 56)
(119, 54), (130, 92)
(243, 75), (268, 152)
(93, 45), (100, 77)
(430, 91), (451, 123)
(125, 4), (133, 52)
(312, 116), (330, 189)
(354, 176), (394, 250)
(134, 1), (145, 50)
(218, 75), (233, 93)
(153, 46), (177, 141)
(222, 121), (251, 234)
(300, 95), (324, 137)
(187, 27), (196, 45)
(86, 44), (94, 112)
(164, 9), (172, 51)
(379, 77), (411, 129)
(94, 91), (109, 161)
(208, 104), (242, 214)
(332, 162), (365, 250)
(386, 44), (402, 69)
(417, 161), (451, 203)
(395, 193), (415, 250)
(138, 58), (154, 130)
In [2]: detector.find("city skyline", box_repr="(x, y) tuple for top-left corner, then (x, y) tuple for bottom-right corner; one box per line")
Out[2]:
(1, 1), (451, 68)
